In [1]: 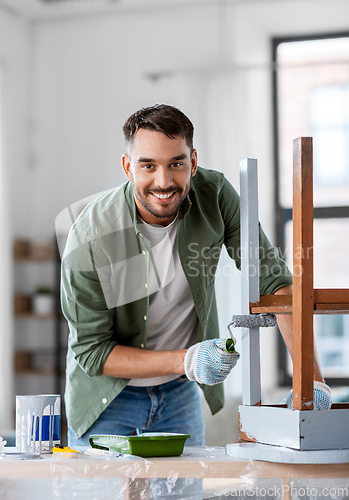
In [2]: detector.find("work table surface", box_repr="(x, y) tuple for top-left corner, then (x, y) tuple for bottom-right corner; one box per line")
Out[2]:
(1, 446), (349, 479)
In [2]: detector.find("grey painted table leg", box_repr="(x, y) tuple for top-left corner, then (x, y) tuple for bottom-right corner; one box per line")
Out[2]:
(239, 158), (261, 406)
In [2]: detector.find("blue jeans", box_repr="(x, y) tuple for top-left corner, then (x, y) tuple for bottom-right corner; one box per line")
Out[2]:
(68, 376), (205, 499)
(68, 375), (205, 446)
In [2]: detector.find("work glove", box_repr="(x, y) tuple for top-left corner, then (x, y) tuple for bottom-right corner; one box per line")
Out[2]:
(184, 338), (240, 386)
(280, 381), (332, 410)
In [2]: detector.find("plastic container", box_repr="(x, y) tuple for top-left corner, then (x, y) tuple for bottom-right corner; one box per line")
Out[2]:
(89, 432), (190, 457)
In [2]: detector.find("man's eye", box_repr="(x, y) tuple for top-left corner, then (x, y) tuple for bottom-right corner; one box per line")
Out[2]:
(142, 164), (154, 169)
(171, 162), (182, 167)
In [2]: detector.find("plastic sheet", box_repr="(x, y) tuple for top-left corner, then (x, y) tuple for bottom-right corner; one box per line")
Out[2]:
(50, 447), (203, 500)
(49, 447), (349, 499)
(0, 446), (349, 499)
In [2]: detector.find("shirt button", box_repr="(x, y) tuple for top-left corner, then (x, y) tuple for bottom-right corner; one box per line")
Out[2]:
(140, 343), (145, 348)
(196, 294), (200, 299)
(145, 283), (148, 288)
(144, 315), (147, 321)
(139, 233), (143, 238)
(142, 250), (147, 255)
(102, 398), (108, 404)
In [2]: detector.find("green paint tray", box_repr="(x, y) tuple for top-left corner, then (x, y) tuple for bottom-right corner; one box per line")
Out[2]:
(89, 432), (190, 457)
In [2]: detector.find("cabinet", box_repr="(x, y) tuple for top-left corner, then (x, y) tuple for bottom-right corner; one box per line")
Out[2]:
(13, 238), (68, 436)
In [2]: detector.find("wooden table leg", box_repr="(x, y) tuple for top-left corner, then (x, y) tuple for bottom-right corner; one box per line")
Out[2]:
(292, 137), (314, 410)
(240, 158), (261, 406)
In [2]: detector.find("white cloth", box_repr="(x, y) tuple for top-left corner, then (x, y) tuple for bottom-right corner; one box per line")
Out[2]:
(128, 215), (198, 386)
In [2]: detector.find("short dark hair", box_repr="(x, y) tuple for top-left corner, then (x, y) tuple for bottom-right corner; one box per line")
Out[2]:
(123, 104), (194, 152)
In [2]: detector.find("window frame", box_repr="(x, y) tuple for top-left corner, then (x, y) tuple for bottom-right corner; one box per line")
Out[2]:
(272, 31), (349, 386)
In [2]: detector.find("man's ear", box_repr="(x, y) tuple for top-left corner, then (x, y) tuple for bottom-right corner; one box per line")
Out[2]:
(191, 149), (198, 177)
(121, 154), (132, 181)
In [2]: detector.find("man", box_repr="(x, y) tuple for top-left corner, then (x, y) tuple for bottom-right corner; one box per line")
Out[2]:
(62, 104), (331, 447)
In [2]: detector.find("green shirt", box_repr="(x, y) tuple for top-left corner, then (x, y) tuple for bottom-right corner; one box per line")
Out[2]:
(62, 167), (292, 438)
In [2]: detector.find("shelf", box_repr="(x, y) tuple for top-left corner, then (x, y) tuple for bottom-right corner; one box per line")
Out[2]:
(14, 293), (58, 318)
(13, 237), (64, 401)
(15, 312), (55, 319)
(14, 238), (56, 262)
(15, 349), (67, 377)
(15, 368), (66, 376)
(14, 256), (55, 263)
(15, 368), (55, 376)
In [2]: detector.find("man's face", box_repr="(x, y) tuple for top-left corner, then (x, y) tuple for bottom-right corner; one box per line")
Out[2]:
(122, 129), (197, 226)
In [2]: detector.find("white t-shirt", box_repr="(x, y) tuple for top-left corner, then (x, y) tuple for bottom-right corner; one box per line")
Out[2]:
(128, 215), (198, 386)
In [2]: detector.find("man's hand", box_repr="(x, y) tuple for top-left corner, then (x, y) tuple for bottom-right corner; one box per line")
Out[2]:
(281, 381), (332, 410)
(184, 338), (240, 385)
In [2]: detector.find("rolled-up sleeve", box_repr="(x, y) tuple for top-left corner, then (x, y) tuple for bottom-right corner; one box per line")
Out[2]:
(61, 237), (117, 377)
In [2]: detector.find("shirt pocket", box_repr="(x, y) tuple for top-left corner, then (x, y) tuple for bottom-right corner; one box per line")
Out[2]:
(201, 237), (224, 287)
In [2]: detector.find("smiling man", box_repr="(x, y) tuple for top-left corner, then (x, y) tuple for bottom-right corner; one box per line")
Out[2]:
(62, 104), (331, 450)
(122, 128), (196, 226)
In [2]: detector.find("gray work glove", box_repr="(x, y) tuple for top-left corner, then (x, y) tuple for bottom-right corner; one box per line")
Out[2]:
(280, 381), (332, 410)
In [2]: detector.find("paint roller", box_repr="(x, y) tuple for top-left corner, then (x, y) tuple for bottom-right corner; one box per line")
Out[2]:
(225, 313), (277, 352)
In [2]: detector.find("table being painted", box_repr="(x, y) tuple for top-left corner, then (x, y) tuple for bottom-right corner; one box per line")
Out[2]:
(1, 446), (349, 499)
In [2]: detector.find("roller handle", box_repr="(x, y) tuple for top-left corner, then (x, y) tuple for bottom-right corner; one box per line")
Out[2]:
(224, 338), (236, 353)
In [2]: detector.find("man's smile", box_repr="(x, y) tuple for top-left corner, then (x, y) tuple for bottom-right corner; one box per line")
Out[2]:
(150, 191), (177, 203)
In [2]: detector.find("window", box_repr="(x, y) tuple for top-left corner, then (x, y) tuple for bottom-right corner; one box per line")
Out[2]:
(273, 33), (349, 386)
(311, 85), (349, 188)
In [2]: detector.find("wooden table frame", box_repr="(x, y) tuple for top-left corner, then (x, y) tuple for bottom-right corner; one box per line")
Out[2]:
(235, 137), (349, 453)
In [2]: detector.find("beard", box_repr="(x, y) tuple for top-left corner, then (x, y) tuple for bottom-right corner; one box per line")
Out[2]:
(131, 178), (191, 221)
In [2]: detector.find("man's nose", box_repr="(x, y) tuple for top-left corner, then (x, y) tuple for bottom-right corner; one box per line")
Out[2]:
(154, 167), (172, 189)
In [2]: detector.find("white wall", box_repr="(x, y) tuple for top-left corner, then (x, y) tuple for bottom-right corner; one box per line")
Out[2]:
(0, 6), (30, 428)
(28, 4), (223, 239)
(5, 0), (349, 415)
(29, 0), (349, 235)
(0, 8), (31, 237)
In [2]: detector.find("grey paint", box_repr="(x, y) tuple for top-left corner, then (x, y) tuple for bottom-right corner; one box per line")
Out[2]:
(240, 158), (261, 406)
(238, 405), (349, 451)
(226, 442), (349, 464)
(300, 409), (349, 450)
